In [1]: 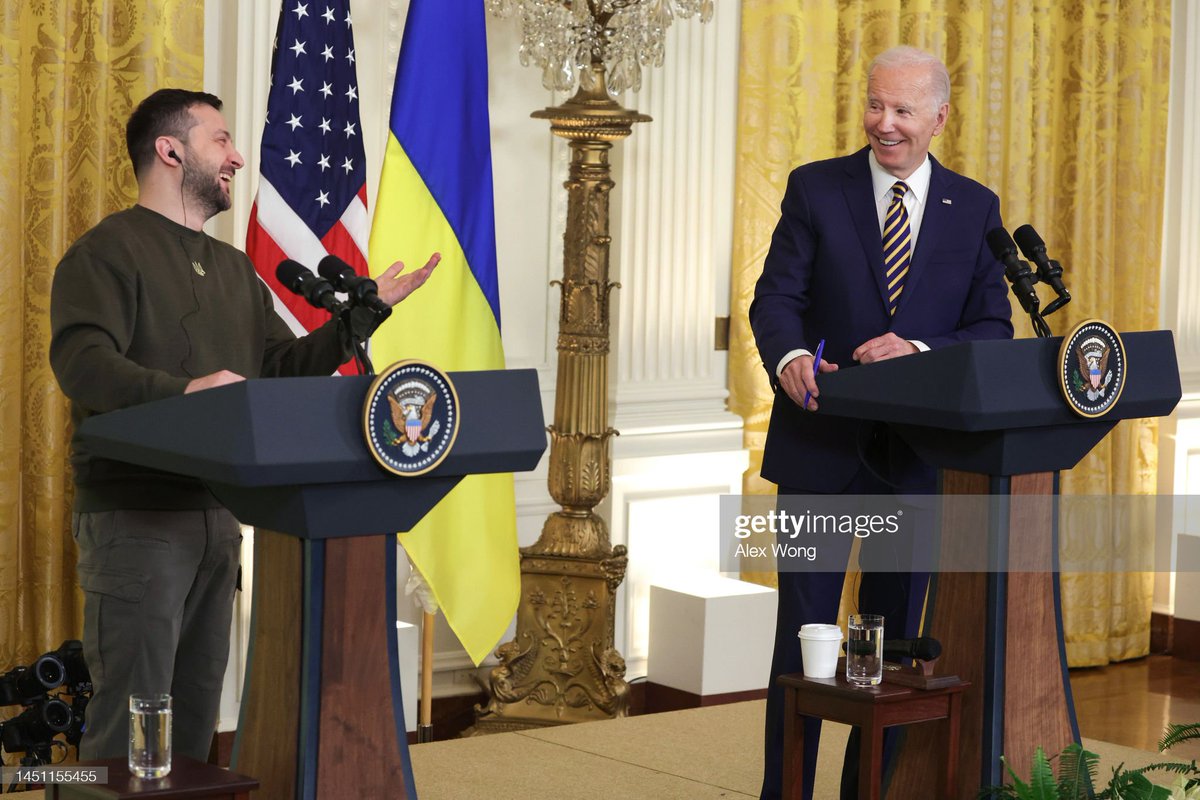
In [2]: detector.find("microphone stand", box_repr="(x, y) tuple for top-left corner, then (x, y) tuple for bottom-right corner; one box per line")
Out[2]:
(1040, 260), (1072, 317)
(1004, 259), (1054, 338)
(1043, 296), (1070, 317)
(1028, 308), (1053, 339)
(1027, 276), (1071, 337)
(277, 261), (386, 374)
(339, 303), (392, 376)
(354, 335), (374, 376)
(339, 307), (374, 376)
(991, 232), (1073, 338)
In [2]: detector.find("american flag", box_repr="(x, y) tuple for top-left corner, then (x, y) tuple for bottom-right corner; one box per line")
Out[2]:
(246, 0), (368, 374)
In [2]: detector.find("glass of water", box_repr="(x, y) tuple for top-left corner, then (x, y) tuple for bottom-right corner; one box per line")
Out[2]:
(129, 693), (172, 779)
(846, 614), (884, 686)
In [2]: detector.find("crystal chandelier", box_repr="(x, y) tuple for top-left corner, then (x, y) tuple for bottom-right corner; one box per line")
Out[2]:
(488, 0), (714, 95)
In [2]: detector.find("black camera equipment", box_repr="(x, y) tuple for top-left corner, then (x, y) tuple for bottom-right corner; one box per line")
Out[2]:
(0, 639), (93, 784)
(0, 663), (60, 708)
(0, 696), (72, 758)
(44, 641), (90, 695)
(0, 640), (89, 706)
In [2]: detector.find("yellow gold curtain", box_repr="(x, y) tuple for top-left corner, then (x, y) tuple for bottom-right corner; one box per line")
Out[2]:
(729, 1), (1171, 666)
(0, 2), (203, 677)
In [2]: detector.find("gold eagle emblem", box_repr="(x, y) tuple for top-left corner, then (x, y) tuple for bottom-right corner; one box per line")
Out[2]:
(1075, 338), (1110, 392)
(388, 390), (438, 446)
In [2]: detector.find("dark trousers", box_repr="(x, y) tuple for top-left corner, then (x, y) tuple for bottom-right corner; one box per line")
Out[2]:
(74, 508), (241, 762)
(760, 469), (931, 800)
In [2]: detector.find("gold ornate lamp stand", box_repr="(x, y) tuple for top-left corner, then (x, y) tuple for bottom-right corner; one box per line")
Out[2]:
(471, 65), (649, 732)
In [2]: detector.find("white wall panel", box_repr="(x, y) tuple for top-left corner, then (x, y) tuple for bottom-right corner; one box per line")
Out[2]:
(1162, 0), (1200, 390)
(612, 0), (741, 428)
(1159, 0), (1200, 620)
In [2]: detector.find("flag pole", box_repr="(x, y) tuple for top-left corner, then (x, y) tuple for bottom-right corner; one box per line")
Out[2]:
(418, 611), (435, 743)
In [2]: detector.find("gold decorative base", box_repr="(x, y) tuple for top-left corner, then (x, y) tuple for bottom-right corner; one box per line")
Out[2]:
(471, 65), (647, 734)
(470, 545), (629, 734)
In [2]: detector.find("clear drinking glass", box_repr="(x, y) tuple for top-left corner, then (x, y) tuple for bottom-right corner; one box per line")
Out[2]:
(846, 614), (885, 686)
(128, 693), (172, 779)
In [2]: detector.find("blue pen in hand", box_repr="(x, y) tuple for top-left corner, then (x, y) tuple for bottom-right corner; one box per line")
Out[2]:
(802, 339), (826, 410)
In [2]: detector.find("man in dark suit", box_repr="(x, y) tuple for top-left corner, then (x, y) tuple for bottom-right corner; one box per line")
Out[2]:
(749, 46), (1014, 799)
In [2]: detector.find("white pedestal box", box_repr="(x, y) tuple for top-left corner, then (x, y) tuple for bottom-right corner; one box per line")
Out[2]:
(647, 576), (778, 698)
(397, 620), (419, 733)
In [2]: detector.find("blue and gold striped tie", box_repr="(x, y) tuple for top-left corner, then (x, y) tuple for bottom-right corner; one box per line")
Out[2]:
(882, 181), (911, 315)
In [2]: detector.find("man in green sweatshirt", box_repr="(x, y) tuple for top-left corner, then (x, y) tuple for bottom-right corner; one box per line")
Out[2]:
(48, 89), (438, 762)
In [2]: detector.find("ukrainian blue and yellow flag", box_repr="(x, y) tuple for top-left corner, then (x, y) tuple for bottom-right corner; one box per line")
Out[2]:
(368, 0), (516, 666)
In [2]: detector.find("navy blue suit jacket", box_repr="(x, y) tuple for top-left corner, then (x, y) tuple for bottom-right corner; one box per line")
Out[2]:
(750, 147), (1014, 492)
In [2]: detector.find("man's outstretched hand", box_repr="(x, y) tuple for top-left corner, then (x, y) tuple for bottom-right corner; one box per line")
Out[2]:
(376, 252), (441, 306)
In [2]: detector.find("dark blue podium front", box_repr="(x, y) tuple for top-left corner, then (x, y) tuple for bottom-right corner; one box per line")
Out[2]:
(78, 370), (547, 800)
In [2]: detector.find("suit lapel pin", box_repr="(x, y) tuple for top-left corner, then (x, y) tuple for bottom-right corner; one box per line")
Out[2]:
(942, 198), (952, 205)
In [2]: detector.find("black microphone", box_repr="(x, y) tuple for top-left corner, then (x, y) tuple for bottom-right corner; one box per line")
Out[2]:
(317, 254), (391, 314)
(845, 637), (942, 661)
(1013, 224), (1071, 314)
(883, 637), (942, 662)
(986, 227), (1040, 316)
(275, 259), (345, 314)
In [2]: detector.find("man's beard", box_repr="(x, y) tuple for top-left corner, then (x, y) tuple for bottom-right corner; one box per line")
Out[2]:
(181, 159), (230, 220)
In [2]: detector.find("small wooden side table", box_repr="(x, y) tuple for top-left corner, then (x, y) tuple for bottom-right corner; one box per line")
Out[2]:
(48, 756), (257, 800)
(778, 671), (968, 800)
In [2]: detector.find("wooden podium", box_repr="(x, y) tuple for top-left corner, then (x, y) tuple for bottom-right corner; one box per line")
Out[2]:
(78, 370), (547, 800)
(813, 332), (1180, 795)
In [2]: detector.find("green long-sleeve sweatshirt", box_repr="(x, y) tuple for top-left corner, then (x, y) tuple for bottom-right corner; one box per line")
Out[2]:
(50, 204), (354, 511)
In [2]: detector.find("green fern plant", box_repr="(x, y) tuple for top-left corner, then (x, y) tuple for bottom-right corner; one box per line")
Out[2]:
(977, 744), (1098, 800)
(1058, 744), (1100, 797)
(1161, 725), (1200, 752)
(978, 724), (1200, 800)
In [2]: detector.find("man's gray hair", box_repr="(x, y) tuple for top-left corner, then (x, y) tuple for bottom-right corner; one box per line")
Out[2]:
(868, 46), (951, 109)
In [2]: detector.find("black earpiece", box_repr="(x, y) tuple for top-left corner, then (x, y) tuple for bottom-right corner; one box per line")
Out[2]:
(168, 150), (181, 163)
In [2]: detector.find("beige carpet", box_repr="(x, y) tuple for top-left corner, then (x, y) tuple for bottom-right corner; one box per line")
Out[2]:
(410, 701), (1182, 800)
(412, 702), (770, 799)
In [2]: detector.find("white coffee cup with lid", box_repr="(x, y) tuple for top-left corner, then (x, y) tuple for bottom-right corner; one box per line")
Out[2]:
(798, 623), (843, 679)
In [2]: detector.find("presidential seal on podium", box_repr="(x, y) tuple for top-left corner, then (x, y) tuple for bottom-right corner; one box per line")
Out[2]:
(1058, 319), (1127, 418)
(363, 360), (460, 476)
